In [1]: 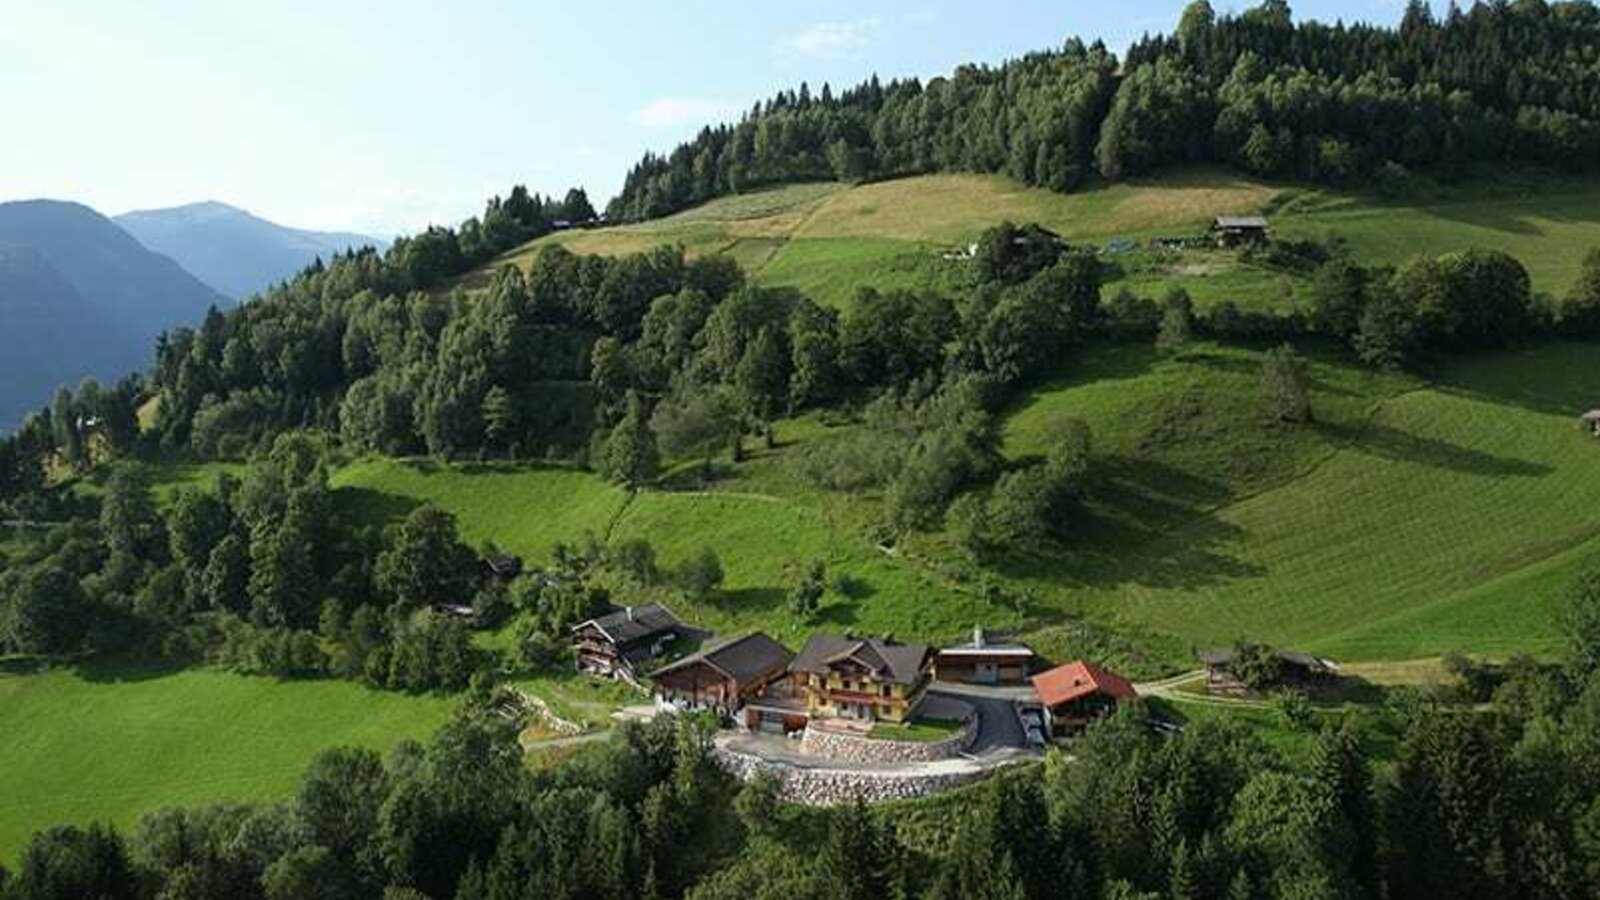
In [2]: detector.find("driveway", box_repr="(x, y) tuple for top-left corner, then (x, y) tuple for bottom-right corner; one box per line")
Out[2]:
(926, 682), (1033, 755)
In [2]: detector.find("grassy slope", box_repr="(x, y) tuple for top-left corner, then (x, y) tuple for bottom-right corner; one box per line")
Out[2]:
(0, 662), (451, 863)
(331, 458), (630, 562)
(480, 168), (1600, 309)
(1274, 172), (1600, 295)
(994, 342), (1599, 661)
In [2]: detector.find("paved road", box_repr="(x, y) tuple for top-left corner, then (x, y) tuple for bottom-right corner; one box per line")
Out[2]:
(925, 683), (1029, 754)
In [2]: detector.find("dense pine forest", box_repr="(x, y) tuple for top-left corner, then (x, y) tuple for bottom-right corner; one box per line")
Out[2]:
(6, 637), (1600, 900)
(609, 0), (1600, 221)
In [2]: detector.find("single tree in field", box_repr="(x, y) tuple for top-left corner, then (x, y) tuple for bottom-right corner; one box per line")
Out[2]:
(677, 547), (725, 601)
(651, 385), (741, 482)
(1566, 564), (1600, 680)
(1260, 343), (1313, 422)
(480, 385), (517, 457)
(789, 558), (826, 620)
(374, 506), (476, 611)
(1155, 288), (1194, 356)
(603, 391), (660, 488)
(736, 326), (791, 448)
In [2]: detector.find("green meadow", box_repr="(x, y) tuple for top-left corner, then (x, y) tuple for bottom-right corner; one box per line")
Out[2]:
(0, 661), (452, 864)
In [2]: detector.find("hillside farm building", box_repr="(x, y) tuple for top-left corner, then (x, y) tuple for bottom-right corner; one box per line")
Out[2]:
(1582, 409), (1600, 436)
(933, 628), (1035, 685)
(1199, 648), (1336, 695)
(649, 632), (794, 717)
(787, 635), (932, 724)
(571, 603), (684, 683)
(1211, 215), (1269, 247)
(1029, 661), (1137, 739)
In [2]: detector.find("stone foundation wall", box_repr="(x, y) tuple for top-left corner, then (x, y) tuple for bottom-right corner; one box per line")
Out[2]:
(710, 746), (999, 805)
(798, 716), (975, 763)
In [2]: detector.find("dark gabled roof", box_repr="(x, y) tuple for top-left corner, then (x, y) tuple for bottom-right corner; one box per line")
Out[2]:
(1199, 648), (1335, 673)
(649, 632), (794, 685)
(575, 603), (682, 645)
(789, 635), (930, 685)
(482, 554), (523, 576)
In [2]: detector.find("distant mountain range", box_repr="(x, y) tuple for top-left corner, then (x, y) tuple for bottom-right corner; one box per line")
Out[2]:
(0, 199), (231, 430)
(115, 201), (386, 300)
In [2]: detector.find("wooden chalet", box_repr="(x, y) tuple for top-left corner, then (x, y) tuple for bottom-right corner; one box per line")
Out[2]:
(933, 627), (1035, 685)
(1199, 648), (1336, 695)
(571, 603), (684, 682)
(787, 635), (932, 724)
(1030, 660), (1137, 739)
(649, 632), (794, 717)
(1211, 215), (1269, 247)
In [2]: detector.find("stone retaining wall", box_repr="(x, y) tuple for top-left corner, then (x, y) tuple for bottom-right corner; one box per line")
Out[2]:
(710, 745), (1000, 805)
(798, 715), (976, 763)
(512, 688), (584, 736)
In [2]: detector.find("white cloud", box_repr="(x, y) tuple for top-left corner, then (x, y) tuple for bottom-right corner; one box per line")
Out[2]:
(784, 19), (877, 58)
(631, 97), (737, 128)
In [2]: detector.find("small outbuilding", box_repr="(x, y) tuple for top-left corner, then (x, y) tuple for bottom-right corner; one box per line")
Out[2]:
(1030, 660), (1137, 739)
(1199, 647), (1336, 695)
(650, 632), (795, 717)
(481, 554), (523, 580)
(1581, 409), (1600, 437)
(1212, 215), (1269, 247)
(934, 627), (1036, 685)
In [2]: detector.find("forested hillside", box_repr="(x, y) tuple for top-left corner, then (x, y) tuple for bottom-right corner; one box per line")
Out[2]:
(610, 0), (1600, 221)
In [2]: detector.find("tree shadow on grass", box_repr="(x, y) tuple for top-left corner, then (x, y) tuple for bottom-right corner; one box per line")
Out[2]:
(1318, 420), (1550, 477)
(987, 458), (1265, 593)
(704, 587), (787, 616)
(73, 655), (188, 684)
(1428, 342), (1600, 419)
(814, 602), (861, 628)
(333, 486), (422, 528)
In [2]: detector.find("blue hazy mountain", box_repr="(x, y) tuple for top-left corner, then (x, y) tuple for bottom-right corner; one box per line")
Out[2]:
(115, 201), (386, 300)
(0, 199), (228, 429)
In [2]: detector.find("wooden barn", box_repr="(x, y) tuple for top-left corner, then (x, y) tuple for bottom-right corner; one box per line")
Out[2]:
(571, 603), (684, 682)
(649, 632), (794, 717)
(1199, 648), (1336, 695)
(1211, 215), (1269, 247)
(933, 627), (1036, 685)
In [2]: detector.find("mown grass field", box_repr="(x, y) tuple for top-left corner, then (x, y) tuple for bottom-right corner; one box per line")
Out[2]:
(0, 661), (452, 864)
(991, 342), (1600, 661)
(331, 458), (630, 562)
(476, 167), (1600, 310)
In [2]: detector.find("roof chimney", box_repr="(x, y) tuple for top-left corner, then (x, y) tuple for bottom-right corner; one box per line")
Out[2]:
(626, 606), (635, 621)
(973, 625), (984, 649)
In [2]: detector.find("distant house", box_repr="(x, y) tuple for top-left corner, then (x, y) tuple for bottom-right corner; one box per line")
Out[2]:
(1211, 215), (1269, 247)
(650, 632), (794, 717)
(1582, 409), (1600, 437)
(1199, 648), (1336, 695)
(1030, 660), (1137, 739)
(481, 554), (523, 581)
(571, 603), (684, 682)
(933, 627), (1036, 685)
(787, 635), (932, 724)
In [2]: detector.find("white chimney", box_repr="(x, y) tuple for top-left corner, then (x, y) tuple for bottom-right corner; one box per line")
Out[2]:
(973, 625), (984, 649)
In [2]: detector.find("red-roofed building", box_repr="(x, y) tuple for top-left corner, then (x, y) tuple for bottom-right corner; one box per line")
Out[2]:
(1030, 661), (1137, 739)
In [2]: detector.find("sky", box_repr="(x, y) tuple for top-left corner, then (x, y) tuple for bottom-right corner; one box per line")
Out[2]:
(0, 0), (1426, 237)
